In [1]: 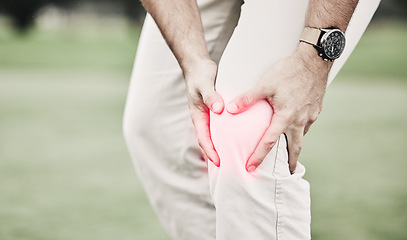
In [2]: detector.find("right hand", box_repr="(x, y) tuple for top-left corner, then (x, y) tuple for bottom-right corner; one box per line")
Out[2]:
(183, 59), (224, 167)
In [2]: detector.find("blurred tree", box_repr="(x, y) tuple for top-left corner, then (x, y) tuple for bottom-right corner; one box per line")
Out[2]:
(120, 0), (145, 23)
(374, 0), (407, 20)
(0, 0), (405, 32)
(0, 0), (45, 30)
(0, 0), (145, 32)
(0, 0), (74, 31)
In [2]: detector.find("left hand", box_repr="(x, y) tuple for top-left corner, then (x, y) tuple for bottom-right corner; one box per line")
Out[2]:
(184, 58), (224, 167)
(226, 43), (332, 173)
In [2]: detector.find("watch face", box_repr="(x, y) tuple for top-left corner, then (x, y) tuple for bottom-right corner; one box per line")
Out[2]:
(322, 29), (346, 60)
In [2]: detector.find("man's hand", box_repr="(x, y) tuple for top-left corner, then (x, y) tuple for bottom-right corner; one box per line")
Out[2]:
(184, 59), (224, 167)
(223, 0), (358, 173)
(140, 0), (223, 166)
(224, 0), (359, 173)
(226, 43), (332, 173)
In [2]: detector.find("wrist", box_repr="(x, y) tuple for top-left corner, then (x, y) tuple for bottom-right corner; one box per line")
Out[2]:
(181, 55), (213, 74)
(295, 42), (333, 72)
(182, 57), (217, 81)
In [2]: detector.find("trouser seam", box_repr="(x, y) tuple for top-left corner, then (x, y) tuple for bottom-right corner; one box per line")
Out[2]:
(274, 136), (283, 240)
(272, 136), (281, 176)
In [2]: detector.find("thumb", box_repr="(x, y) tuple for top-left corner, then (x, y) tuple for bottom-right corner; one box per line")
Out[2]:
(201, 88), (225, 115)
(226, 88), (262, 114)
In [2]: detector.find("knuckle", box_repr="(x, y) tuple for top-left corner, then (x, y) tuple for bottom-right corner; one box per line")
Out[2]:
(310, 113), (318, 123)
(263, 138), (276, 151)
(294, 114), (308, 126)
(292, 145), (302, 156)
(202, 92), (215, 106)
(240, 93), (254, 107)
(188, 91), (202, 103)
(309, 110), (319, 123)
(265, 145), (274, 152)
(250, 156), (263, 166)
(303, 125), (311, 135)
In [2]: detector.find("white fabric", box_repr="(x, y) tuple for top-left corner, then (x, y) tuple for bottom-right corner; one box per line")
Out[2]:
(123, 0), (380, 239)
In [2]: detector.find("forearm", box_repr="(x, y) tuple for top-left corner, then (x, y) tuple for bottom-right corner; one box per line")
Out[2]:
(296, 0), (359, 72)
(140, 0), (210, 72)
(305, 0), (359, 32)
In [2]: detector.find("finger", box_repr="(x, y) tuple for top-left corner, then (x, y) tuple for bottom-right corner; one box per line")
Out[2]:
(226, 87), (262, 114)
(303, 111), (318, 135)
(191, 110), (220, 167)
(201, 87), (224, 115)
(200, 148), (209, 167)
(246, 114), (287, 172)
(199, 148), (208, 162)
(303, 124), (311, 135)
(286, 128), (304, 174)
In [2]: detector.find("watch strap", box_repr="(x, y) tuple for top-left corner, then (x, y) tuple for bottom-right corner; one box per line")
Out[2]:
(299, 27), (321, 45)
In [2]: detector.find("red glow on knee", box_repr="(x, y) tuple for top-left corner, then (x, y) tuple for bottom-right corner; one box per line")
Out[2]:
(210, 100), (273, 170)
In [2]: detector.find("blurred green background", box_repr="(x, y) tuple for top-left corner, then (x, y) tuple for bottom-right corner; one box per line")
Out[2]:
(0, 1), (406, 240)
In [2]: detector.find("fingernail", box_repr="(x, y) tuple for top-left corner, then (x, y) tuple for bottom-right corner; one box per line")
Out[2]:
(211, 101), (222, 113)
(226, 103), (238, 114)
(247, 165), (256, 173)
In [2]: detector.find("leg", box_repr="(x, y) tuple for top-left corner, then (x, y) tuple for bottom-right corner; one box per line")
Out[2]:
(122, 0), (243, 239)
(209, 0), (380, 239)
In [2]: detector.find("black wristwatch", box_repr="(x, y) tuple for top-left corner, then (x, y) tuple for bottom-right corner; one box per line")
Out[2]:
(299, 27), (346, 62)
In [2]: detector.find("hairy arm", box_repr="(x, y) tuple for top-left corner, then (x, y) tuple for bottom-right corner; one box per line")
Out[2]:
(297, 0), (359, 69)
(141, 0), (223, 166)
(141, 0), (209, 69)
(227, 0), (359, 173)
(306, 0), (358, 31)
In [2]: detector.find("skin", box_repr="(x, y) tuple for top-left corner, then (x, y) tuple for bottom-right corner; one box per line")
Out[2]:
(140, 0), (359, 172)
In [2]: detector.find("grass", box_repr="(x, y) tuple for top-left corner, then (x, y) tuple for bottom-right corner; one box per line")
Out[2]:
(0, 75), (169, 240)
(304, 80), (407, 240)
(339, 20), (407, 80)
(0, 18), (406, 240)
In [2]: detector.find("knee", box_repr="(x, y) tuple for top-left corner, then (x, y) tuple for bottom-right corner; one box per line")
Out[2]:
(210, 100), (273, 167)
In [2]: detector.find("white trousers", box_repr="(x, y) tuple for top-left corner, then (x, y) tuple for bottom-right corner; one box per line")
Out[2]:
(123, 0), (380, 239)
